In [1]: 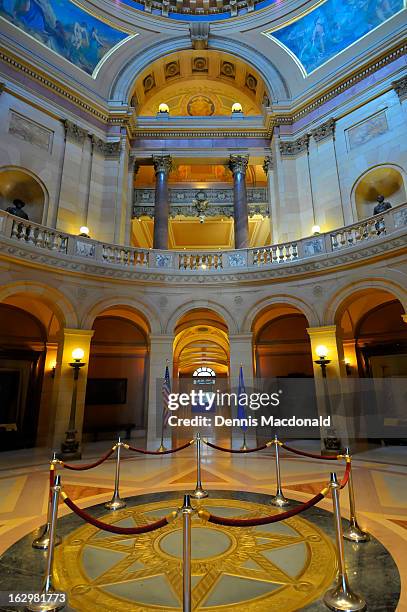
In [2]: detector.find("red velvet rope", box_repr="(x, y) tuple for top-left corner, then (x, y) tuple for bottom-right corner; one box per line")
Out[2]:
(61, 447), (115, 470)
(63, 496), (169, 534)
(280, 442), (340, 460)
(203, 440), (269, 454)
(49, 466), (55, 502)
(340, 461), (351, 489)
(204, 492), (325, 527)
(124, 440), (193, 455)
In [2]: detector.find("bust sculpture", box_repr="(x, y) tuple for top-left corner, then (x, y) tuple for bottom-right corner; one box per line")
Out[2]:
(6, 198), (29, 220)
(373, 194), (392, 215)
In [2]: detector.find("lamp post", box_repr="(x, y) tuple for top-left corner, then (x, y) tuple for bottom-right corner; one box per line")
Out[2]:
(60, 348), (85, 460)
(314, 345), (341, 455)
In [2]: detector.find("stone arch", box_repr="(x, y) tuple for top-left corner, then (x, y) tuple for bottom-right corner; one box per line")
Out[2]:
(324, 278), (407, 327)
(242, 294), (320, 333)
(165, 300), (238, 334)
(0, 165), (50, 224)
(82, 296), (161, 335)
(0, 281), (78, 331)
(110, 36), (290, 105)
(350, 164), (406, 221)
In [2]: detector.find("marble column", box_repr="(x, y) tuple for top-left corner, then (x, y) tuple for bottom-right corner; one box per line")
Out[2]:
(153, 155), (172, 250)
(229, 154), (249, 249)
(146, 334), (174, 446)
(51, 328), (94, 450)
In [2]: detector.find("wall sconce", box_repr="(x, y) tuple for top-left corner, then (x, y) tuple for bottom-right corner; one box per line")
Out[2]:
(79, 226), (90, 238)
(60, 348), (86, 459)
(314, 345), (331, 378)
(312, 225), (321, 235)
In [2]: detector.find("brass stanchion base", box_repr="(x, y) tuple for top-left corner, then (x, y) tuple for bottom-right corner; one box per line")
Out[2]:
(32, 523), (62, 549)
(343, 520), (370, 543)
(270, 492), (290, 507)
(25, 598), (65, 612)
(105, 495), (126, 511)
(323, 584), (367, 611)
(240, 442), (248, 451)
(157, 443), (167, 453)
(191, 485), (209, 499)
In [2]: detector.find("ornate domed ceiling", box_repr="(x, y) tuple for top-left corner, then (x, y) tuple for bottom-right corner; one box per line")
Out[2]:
(127, 0), (267, 19)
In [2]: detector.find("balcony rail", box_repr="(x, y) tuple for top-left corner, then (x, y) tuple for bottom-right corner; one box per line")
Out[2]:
(0, 203), (406, 275)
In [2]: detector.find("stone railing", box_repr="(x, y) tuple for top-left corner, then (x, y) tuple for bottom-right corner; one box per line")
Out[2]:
(0, 203), (406, 276)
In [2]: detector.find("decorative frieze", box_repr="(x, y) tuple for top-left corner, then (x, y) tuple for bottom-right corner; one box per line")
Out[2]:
(9, 110), (53, 152)
(392, 75), (407, 101)
(279, 135), (309, 156)
(263, 155), (274, 175)
(152, 154), (173, 175)
(63, 119), (87, 144)
(311, 118), (335, 142)
(228, 154), (249, 175)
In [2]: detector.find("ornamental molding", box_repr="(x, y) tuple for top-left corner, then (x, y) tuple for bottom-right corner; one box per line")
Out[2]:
(63, 119), (87, 144)
(152, 155), (173, 175)
(310, 118), (336, 142)
(0, 234), (405, 287)
(228, 154), (249, 175)
(103, 141), (122, 158)
(0, 81), (4, 95)
(392, 75), (407, 101)
(190, 23), (210, 50)
(263, 155), (273, 174)
(280, 135), (309, 156)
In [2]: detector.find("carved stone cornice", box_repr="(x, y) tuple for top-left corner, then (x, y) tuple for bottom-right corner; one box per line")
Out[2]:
(152, 155), (173, 175)
(263, 155), (274, 175)
(392, 75), (407, 101)
(311, 118), (336, 142)
(280, 135), (309, 156)
(63, 119), (87, 144)
(228, 154), (249, 176)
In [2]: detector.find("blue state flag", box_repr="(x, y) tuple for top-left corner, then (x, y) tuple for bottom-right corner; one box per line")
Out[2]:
(237, 365), (248, 431)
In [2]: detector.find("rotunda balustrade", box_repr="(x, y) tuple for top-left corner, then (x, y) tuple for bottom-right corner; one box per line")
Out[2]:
(0, 203), (406, 280)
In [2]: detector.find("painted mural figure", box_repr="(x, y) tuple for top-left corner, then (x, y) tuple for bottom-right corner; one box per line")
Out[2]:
(0, 0), (127, 75)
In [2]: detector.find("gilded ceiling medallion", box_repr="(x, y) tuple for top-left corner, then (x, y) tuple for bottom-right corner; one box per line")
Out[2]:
(54, 497), (337, 611)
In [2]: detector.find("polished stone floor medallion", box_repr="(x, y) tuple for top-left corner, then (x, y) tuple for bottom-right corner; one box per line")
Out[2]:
(54, 497), (337, 611)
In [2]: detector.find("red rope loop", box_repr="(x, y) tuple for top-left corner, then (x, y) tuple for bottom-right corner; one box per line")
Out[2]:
(280, 442), (340, 461)
(200, 491), (326, 527)
(124, 440), (193, 455)
(63, 496), (169, 534)
(339, 461), (351, 489)
(61, 447), (115, 470)
(203, 440), (269, 454)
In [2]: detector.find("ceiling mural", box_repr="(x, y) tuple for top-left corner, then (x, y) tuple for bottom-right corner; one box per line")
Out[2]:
(266, 0), (404, 74)
(0, 0), (133, 76)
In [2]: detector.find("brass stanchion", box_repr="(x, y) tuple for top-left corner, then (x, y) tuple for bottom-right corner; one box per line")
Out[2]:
(191, 432), (208, 499)
(181, 494), (193, 612)
(32, 453), (62, 550)
(26, 475), (65, 612)
(270, 435), (289, 507)
(323, 473), (366, 612)
(240, 431), (248, 451)
(105, 438), (126, 511)
(342, 448), (369, 543)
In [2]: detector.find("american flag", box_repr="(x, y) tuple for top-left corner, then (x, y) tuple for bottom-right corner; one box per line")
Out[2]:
(237, 365), (248, 431)
(162, 364), (171, 426)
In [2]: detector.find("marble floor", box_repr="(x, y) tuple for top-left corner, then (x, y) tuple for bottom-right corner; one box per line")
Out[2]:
(0, 441), (406, 610)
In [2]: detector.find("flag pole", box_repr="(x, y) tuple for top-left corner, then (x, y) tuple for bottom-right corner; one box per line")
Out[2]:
(238, 364), (248, 451)
(157, 359), (170, 453)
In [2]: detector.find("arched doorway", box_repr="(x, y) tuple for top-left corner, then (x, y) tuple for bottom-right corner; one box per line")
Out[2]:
(84, 307), (149, 443)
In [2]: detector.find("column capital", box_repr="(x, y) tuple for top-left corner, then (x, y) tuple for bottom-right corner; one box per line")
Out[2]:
(152, 154), (173, 175)
(306, 325), (337, 339)
(310, 118), (336, 143)
(263, 154), (274, 175)
(62, 328), (95, 338)
(392, 75), (407, 101)
(228, 154), (249, 176)
(63, 119), (87, 144)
